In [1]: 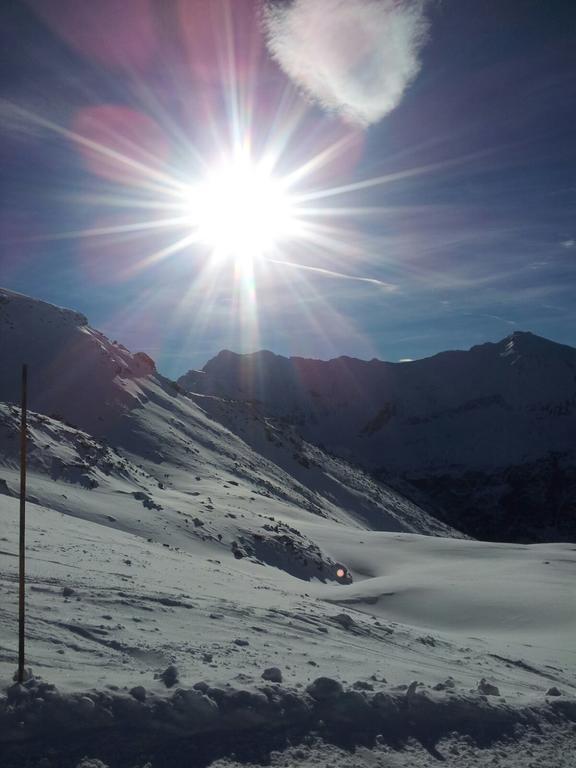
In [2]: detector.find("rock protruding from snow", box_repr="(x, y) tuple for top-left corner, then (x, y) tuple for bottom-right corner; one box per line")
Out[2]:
(129, 685), (147, 702)
(332, 613), (356, 630)
(159, 664), (179, 688)
(478, 678), (500, 696)
(262, 667), (283, 683)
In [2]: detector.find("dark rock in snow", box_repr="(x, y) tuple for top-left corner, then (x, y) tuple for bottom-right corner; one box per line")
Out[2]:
(478, 678), (500, 696)
(262, 667), (283, 683)
(434, 677), (457, 691)
(233, 638), (249, 647)
(159, 664), (179, 688)
(62, 586), (75, 597)
(332, 613), (356, 629)
(546, 686), (563, 696)
(129, 685), (147, 702)
(0, 478), (14, 497)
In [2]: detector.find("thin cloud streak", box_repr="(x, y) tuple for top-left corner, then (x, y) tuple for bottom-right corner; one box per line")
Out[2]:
(264, 0), (429, 126)
(267, 256), (397, 289)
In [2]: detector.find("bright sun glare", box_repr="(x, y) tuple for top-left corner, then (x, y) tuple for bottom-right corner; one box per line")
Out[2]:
(186, 157), (299, 264)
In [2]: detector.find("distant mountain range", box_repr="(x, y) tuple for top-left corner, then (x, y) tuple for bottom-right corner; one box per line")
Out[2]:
(179, 333), (576, 542)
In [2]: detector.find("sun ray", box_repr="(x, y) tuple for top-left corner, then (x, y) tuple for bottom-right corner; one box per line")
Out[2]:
(1, 12), (485, 367)
(293, 147), (496, 203)
(7, 217), (189, 244)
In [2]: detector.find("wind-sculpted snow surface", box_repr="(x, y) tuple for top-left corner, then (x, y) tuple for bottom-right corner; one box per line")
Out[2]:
(0, 499), (575, 767)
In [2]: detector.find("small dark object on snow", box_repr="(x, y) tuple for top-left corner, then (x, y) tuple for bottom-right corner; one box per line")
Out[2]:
(129, 685), (147, 702)
(478, 678), (500, 696)
(262, 667), (283, 683)
(546, 686), (562, 696)
(62, 586), (75, 598)
(405, 680), (421, 700)
(333, 612), (355, 629)
(159, 664), (179, 688)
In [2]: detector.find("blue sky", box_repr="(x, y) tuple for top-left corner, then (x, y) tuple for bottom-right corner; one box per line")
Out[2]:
(1, 0), (575, 378)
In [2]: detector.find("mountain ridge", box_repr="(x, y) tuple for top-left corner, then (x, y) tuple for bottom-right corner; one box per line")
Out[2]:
(0, 285), (457, 549)
(197, 329), (576, 372)
(179, 330), (576, 542)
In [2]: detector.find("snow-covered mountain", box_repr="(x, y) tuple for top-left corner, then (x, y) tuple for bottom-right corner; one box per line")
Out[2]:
(179, 334), (576, 541)
(0, 287), (457, 559)
(1, 287), (575, 768)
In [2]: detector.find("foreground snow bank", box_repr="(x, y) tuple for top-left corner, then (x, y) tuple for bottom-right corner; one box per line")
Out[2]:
(1, 672), (575, 768)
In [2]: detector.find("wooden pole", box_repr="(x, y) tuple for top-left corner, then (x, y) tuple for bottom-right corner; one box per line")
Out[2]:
(17, 364), (27, 684)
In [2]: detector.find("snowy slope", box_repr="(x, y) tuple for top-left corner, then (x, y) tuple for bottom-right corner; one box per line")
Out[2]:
(179, 336), (576, 541)
(0, 498), (575, 766)
(2, 287), (576, 767)
(0, 287), (455, 550)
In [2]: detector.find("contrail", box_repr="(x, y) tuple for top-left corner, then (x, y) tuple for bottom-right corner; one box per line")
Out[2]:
(267, 257), (397, 289)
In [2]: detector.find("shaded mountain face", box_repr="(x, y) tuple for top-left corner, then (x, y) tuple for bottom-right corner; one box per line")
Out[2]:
(0, 287), (457, 581)
(179, 334), (576, 542)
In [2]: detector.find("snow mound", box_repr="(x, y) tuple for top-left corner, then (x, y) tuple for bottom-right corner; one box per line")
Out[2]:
(1, 673), (575, 767)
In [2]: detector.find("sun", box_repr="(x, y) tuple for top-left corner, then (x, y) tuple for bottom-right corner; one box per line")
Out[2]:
(186, 156), (299, 265)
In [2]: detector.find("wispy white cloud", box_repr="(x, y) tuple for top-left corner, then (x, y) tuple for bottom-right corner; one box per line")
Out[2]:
(267, 256), (397, 289)
(264, 0), (429, 126)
